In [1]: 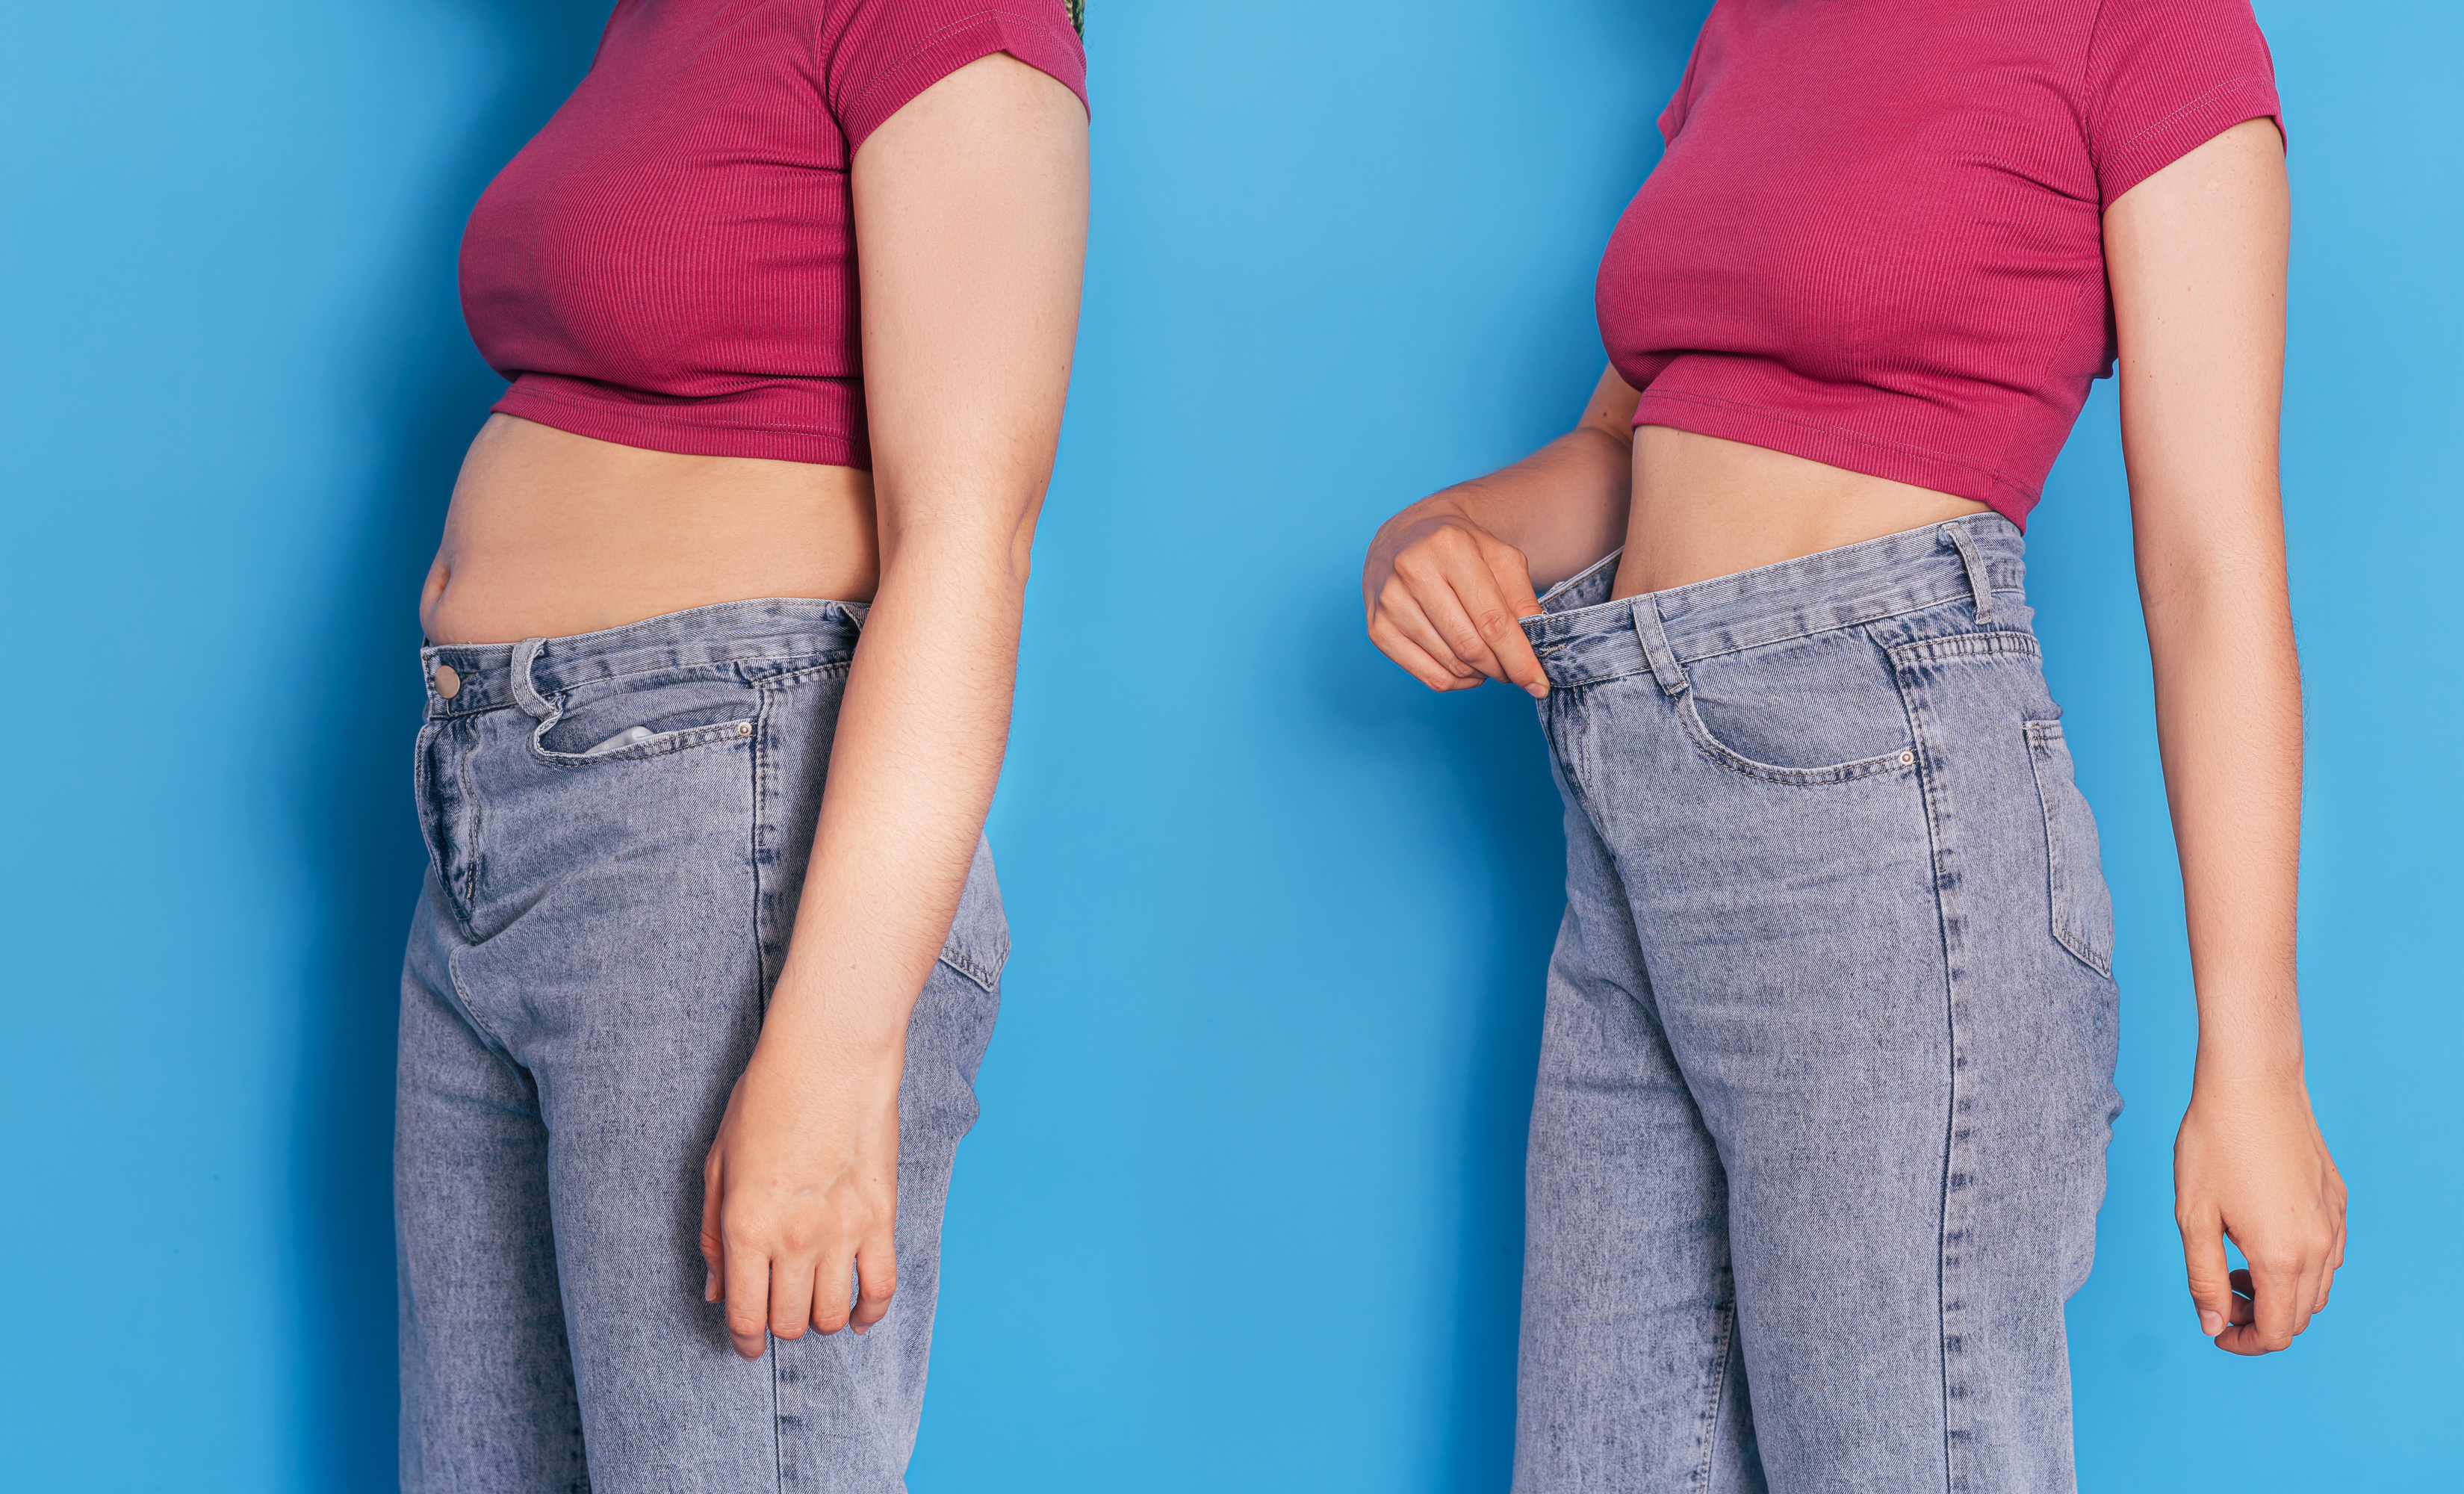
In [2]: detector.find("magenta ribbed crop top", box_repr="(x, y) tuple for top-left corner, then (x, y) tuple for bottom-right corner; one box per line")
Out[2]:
(459, 0), (1088, 469)
(1595, 0), (2281, 527)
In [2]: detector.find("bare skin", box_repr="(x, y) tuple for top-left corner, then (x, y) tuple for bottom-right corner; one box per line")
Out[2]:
(1365, 118), (2344, 1355)
(422, 418), (881, 645)
(418, 55), (1089, 1360)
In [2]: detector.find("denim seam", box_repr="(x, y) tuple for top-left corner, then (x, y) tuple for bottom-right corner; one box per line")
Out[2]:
(441, 941), (521, 1077)
(522, 716), (759, 769)
(752, 678), (783, 1009)
(456, 729), (485, 920)
(2025, 719), (2114, 979)
(1692, 1296), (1740, 1490)
(1674, 687), (1916, 787)
(1889, 630), (2043, 669)
(1895, 651), (1969, 1494)
(1541, 591), (2026, 689)
(509, 648), (850, 698)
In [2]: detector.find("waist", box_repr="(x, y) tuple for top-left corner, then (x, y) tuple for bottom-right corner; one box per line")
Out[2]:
(421, 415), (880, 645)
(419, 596), (866, 720)
(1612, 427), (1996, 596)
(1527, 513), (2027, 691)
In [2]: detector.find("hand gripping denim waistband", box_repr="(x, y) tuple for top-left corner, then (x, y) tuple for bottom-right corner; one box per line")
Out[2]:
(1521, 514), (2025, 692)
(417, 596), (869, 719)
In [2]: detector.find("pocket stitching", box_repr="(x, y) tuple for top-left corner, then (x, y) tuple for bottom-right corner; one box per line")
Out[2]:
(524, 715), (759, 768)
(2024, 718), (2114, 978)
(1673, 687), (1915, 787)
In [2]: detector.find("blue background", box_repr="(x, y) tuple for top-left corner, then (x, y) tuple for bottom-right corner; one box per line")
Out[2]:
(2, 2), (2454, 1488)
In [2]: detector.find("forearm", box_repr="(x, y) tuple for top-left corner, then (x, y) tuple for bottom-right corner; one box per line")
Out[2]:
(2144, 551), (2305, 1084)
(1371, 366), (1639, 592)
(754, 532), (1027, 1079)
(1378, 427), (1633, 591)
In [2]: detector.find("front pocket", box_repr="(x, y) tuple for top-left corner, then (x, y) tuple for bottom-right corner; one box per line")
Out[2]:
(2024, 717), (2115, 977)
(524, 666), (763, 766)
(1676, 624), (1918, 787)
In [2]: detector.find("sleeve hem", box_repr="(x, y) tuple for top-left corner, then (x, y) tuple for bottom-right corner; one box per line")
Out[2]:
(840, 10), (1090, 156)
(2097, 74), (2283, 208)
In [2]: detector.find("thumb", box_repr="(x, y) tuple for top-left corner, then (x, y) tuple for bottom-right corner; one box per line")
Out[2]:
(2179, 1213), (2234, 1339)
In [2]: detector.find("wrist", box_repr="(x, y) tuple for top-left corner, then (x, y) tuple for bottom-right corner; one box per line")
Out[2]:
(2188, 1052), (2308, 1099)
(749, 985), (909, 1084)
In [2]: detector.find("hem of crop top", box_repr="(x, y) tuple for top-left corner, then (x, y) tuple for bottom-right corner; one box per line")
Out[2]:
(491, 380), (869, 469)
(1631, 389), (2040, 531)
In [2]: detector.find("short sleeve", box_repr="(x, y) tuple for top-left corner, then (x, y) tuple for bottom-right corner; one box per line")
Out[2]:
(1657, 23), (1710, 145)
(2085, 0), (2282, 207)
(823, 0), (1090, 155)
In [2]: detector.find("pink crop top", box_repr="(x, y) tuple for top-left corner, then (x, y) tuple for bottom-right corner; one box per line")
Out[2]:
(1595, 0), (2280, 528)
(459, 0), (1089, 468)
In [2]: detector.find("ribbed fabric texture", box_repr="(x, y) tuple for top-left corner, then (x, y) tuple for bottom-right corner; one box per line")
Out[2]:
(1597, 0), (2280, 528)
(459, 0), (1089, 469)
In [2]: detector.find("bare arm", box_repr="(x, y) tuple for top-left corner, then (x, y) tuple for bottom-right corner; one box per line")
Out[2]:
(1363, 365), (1638, 694)
(701, 53), (1087, 1360)
(2105, 116), (2344, 1357)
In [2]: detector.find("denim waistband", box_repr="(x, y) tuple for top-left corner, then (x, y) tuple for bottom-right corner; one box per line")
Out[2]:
(418, 596), (867, 719)
(1523, 514), (2025, 691)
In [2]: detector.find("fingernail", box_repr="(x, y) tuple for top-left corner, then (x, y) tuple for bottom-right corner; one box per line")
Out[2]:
(704, 1270), (717, 1302)
(2199, 1311), (2224, 1336)
(852, 1324), (868, 1336)
(1527, 683), (1549, 699)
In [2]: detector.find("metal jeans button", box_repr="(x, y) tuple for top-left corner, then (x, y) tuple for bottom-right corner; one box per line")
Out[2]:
(433, 663), (462, 699)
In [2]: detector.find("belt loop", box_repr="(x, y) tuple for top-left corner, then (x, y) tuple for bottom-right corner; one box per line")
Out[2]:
(1629, 594), (1688, 695)
(509, 636), (555, 720)
(1942, 521), (1993, 624)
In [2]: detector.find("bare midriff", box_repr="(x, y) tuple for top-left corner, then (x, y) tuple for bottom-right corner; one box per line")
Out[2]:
(419, 415), (881, 646)
(1610, 426), (1995, 598)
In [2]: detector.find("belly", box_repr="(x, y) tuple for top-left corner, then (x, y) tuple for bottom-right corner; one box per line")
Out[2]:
(420, 415), (881, 645)
(1612, 427), (1993, 598)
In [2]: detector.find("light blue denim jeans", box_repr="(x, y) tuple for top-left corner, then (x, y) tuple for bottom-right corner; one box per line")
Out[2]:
(1514, 516), (2120, 1493)
(397, 599), (1008, 1493)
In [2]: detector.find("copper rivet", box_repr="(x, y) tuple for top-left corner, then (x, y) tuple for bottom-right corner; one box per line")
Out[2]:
(737, 721), (753, 737)
(1899, 749), (1914, 766)
(433, 663), (462, 699)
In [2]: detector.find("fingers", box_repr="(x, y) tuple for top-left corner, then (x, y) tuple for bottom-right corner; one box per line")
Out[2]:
(2218, 1253), (2314, 1355)
(1369, 522), (1553, 698)
(700, 1159), (725, 1305)
(1483, 544), (1554, 698)
(850, 1233), (899, 1335)
(769, 1250), (818, 1343)
(723, 1242), (773, 1361)
(2179, 1212), (2236, 1341)
(810, 1246), (860, 1336)
(1368, 587), (1484, 692)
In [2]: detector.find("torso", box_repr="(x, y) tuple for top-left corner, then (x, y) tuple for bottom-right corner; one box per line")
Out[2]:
(1594, 0), (2277, 555)
(419, 416), (878, 645)
(1612, 427), (1989, 599)
(431, 0), (1084, 645)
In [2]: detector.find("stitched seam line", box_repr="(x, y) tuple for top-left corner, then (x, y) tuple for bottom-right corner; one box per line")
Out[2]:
(1545, 598), (2032, 689)
(1692, 1299), (1738, 1488)
(435, 653), (854, 717)
(499, 382), (861, 439)
(1676, 689), (1914, 786)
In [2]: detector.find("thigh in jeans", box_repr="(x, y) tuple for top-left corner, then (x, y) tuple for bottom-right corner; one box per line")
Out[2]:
(1555, 598), (2113, 1493)
(400, 641), (1006, 1493)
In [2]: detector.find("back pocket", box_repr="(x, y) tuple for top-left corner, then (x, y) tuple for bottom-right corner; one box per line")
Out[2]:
(2024, 717), (2114, 977)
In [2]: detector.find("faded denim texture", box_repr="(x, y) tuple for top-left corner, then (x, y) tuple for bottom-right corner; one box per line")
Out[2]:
(1514, 517), (2120, 1494)
(397, 599), (1008, 1493)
